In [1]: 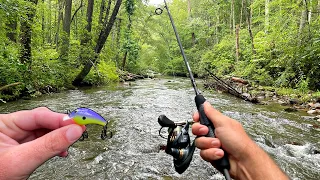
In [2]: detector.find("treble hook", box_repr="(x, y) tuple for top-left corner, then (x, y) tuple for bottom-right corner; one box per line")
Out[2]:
(79, 129), (89, 141)
(101, 123), (113, 140)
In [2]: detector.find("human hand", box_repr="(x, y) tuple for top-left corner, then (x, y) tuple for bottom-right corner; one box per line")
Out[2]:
(192, 102), (288, 180)
(0, 107), (85, 180)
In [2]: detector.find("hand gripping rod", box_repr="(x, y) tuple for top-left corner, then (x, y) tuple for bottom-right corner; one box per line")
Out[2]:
(162, 1), (231, 179)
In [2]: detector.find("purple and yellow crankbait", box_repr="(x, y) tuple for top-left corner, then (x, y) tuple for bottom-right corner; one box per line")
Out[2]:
(68, 108), (107, 126)
(65, 107), (112, 140)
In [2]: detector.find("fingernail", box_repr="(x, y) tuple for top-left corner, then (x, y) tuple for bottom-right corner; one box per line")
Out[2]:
(199, 127), (207, 134)
(63, 115), (71, 121)
(66, 125), (83, 142)
(215, 149), (224, 157)
(211, 139), (219, 146)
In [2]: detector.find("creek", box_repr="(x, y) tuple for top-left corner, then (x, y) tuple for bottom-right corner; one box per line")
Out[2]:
(0, 77), (319, 180)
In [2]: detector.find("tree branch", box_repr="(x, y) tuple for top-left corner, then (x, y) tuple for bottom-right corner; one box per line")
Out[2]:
(71, 0), (84, 24)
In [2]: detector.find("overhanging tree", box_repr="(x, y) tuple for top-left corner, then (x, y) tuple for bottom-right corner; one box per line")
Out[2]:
(72, 0), (122, 86)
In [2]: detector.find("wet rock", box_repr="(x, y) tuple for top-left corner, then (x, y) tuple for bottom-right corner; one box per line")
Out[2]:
(314, 103), (320, 109)
(312, 124), (320, 128)
(289, 142), (303, 146)
(289, 99), (300, 105)
(258, 101), (269, 105)
(312, 149), (320, 154)
(258, 91), (266, 97)
(307, 103), (315, 108)
(284, 107), (298, 112)
(241, 93), (251, 99)
(307, 109), (317, 114)
(265, 92), (275, 98)
(257, 96), (265, 100)
(278, 100), (288, 106)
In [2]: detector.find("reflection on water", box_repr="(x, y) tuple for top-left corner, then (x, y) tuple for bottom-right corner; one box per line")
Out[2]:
(0, 77), (319, 179)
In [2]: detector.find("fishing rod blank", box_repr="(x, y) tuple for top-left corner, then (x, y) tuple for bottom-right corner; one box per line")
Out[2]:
(162, 0), (231, 179)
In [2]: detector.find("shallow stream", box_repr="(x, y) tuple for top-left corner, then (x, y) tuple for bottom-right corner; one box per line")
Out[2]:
(0, 77), (319, 179)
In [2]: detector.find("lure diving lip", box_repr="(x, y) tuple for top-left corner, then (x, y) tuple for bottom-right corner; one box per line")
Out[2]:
(64, 107), (112, 140)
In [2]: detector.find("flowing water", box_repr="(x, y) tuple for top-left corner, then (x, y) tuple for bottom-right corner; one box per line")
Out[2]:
(0, 77), (319, 180)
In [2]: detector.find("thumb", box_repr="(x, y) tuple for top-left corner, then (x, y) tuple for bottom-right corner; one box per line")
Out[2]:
(9, 124), (83, 177)
(203, 102), (228, 127)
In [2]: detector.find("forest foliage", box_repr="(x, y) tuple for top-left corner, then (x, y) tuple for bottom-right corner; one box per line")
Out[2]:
(0, 0), (320, 101)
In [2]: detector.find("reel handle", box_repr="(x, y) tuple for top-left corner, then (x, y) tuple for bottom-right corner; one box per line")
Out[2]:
(158, 115), (176, 128)
(195, 94), (230, 172)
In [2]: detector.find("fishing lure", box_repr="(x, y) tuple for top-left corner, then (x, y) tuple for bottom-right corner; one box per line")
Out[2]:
(65, 108), (112, 140)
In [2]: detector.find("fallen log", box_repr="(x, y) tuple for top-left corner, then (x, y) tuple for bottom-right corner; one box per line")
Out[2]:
(205, 68), (259, 104)
(0, 82), (23, 91)
(231, 77), (249, 85)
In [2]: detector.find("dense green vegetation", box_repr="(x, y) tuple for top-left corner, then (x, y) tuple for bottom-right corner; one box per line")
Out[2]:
(0, 0), (320, 102)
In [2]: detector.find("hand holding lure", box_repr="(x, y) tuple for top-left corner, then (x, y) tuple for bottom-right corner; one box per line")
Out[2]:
(64, 108), (112, 140)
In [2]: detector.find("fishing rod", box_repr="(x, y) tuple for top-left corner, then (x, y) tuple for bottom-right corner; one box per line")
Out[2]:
(156, 1), (231, 179)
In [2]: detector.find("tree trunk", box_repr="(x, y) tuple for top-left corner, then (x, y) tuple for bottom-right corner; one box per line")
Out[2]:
(308, 0), (312, 23)
(99, 0), (106, 24)
(114, 18), (122, 67)
(246, 0), (255, 53)
(299, 0), (308, 34)
(86, 0), (94, 32)
(121, 51), (128, 70)
(72, 0), (122, 86)
(103, 0), (112, 26)
(41, 0), (45, 45)
(240, 0), (244, 26)
(71, 0), (84, 23)
(79, 0), (94, 65)
(235, 24), (240, 61)
(191, 32), (196, 46)
(187, 0), (191, 17)
(20, 0), (39, 67)
(60, 0), (72, 61)
(55, 0), (63, 50)
(215, 12), (219, 44)
(265, 0), (269, 33)
(48, 0), (52, 44)
(231, 0), (235, 34)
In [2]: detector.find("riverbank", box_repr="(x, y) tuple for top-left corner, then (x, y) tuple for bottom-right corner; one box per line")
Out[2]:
(0, 70), (152, 103)
(203, 77), (320, 124)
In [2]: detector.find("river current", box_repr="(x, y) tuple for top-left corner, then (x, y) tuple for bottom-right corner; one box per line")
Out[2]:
(0, 77), (319, 179)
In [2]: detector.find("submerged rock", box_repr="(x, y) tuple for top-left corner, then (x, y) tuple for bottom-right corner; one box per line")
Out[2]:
(284, 107), (298, 112)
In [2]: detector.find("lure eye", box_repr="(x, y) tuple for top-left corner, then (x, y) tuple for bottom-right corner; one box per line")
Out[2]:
(82, 116), (86, 120)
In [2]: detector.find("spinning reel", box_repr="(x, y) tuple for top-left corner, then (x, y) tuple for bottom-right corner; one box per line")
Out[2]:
(158, 115), (196, 174)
